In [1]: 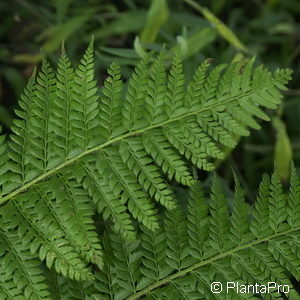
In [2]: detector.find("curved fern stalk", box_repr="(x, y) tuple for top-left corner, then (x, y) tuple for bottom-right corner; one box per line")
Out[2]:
(92, 168), (300, 300)
(0, 42), (292, 289)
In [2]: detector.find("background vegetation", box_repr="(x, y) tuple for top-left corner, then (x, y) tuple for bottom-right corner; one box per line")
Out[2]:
(0, 0), (299, 202)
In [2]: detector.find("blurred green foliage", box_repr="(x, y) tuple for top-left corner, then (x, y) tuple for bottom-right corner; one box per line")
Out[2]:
(0, 0), (299, 194)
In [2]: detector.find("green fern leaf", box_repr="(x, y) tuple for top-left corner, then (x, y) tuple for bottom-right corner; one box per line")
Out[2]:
(187, 182), (209, 260)
(250, 174), (272, 238)
(166, 50), (185, 118)
(288, 163), (300, 228)
(144, 52), (167, 125)
(90, 169), (300, 299)
(99, 60), (124, 139)
(0, 230), (50, 299)
(75, 159), (136, 241)
(52, 46), (77, 159)
(72, 39), (100, 149)
(32, 59), (56, 171)
(209, 174), (230, 252)
(123, 54), (150, 130)
(164, 207), (189, 270)
(229, 173), (251, 245)
(0, 42), (293, 298)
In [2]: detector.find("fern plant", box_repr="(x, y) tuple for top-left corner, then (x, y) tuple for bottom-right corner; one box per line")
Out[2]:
(88, 166), (300, 300)
(0, 40), (292, 298)
(18, 167), (300, 300)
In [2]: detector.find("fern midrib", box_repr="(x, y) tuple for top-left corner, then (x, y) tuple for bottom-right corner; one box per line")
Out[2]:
(0, 86), (268, 205)
(126, 226), (300, 300)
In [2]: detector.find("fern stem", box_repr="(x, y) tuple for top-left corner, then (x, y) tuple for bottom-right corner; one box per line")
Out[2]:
(0, 87), (270, 205)
(126, 227), (300, 299)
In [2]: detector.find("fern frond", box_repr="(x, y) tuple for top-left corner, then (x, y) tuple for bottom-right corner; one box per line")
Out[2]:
(0, 48), (290, 208)
(185, 59), (211, 109)
(91, 169), (300, 299)
(46, 271), (94, 300)
(140, 225), (168, 283)
(94, 233), (116, 299)
(0, 270), (24, 300)
(0, 42), (292, 295)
